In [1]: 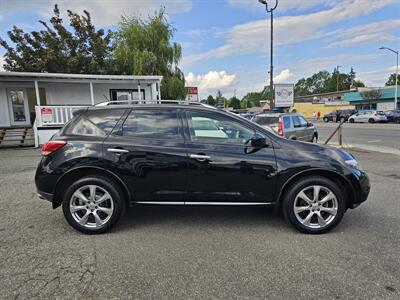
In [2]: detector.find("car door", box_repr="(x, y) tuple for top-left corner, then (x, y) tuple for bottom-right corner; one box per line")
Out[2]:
(184, 109), (277, 203)
(298, 115), (312, 141)
(292, 115), (306, 140)
(103, 108), (188, 202)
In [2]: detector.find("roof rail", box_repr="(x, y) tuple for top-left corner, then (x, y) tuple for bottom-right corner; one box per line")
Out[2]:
(94, 99), (217, 109)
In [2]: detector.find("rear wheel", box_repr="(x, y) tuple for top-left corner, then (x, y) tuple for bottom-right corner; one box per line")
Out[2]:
(62, 176), (126, 234)
(339, 117), (346, 123)
(368, 118), (375, 123)
(282, 176), (346, 234)
(323, 117), (329, 122)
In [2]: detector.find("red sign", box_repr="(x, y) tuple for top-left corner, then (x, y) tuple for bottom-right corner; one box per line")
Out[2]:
(41, 108), (53, 123)
(187, 87), (198, 95)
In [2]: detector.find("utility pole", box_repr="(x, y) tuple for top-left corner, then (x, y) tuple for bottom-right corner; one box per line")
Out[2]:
(336, 65), (341, 92)
(259, 0), (278, 109)
(380, 46), (399, 111)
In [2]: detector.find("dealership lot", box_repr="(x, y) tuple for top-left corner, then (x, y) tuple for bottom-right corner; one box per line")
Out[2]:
(0, 148), (399, 299)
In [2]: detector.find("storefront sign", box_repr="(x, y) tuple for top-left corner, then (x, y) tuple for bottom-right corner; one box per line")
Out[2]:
(275, 84), (294, 107)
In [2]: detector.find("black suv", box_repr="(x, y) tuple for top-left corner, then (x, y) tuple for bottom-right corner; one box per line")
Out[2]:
(35, 103), (370, 234)
(323, 109), (357, 123)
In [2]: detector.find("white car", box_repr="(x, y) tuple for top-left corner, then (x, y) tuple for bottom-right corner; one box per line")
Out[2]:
(348, 111), (387, 123)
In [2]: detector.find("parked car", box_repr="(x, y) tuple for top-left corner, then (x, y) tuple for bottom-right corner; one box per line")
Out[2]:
(252, 113), (318, 142)
(239, 112), (255, 120)
(36, 102), (370, 234)
(348, 110), (387, 123)
(323, 109), (357, 123)
(383, 110), (400, 123)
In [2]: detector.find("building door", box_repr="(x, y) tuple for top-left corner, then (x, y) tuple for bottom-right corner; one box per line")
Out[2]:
(7, 89), (30, 126)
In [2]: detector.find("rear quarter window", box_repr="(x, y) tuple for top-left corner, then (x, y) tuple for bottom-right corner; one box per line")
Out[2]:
(62, 109), (126, 136)
(282, 116), (291, 129)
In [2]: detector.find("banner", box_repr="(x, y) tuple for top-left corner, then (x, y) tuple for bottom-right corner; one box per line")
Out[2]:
(275, 84), (294, 107)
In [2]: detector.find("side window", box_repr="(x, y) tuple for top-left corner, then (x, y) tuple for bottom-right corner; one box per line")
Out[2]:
(298, 116), (308, 127)
(122, 109), (181, 139)
(282, 116), (291, 129)
(292, 116), (301, 128)
(186, 110), (254, 145)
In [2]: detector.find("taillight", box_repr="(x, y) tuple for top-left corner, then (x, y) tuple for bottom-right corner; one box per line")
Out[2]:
(373, 112), (377, 116)
(41, 140), (67, 155)
(278, 117), (284, 136)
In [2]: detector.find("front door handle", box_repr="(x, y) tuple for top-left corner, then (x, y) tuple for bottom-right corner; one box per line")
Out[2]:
(107, 148), (129, 154)
(189, 154), (211, 162)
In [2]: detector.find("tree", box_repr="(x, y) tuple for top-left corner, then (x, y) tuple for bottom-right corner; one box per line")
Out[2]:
(206, 95), (216, 106)
(228, 97), (241, 109)
(360, 88), (382, 110)
(294, 69), (365, 96)
(0, 4), (113, 74)
(385, 73), (400, 86)
(113, 10), (186, 99)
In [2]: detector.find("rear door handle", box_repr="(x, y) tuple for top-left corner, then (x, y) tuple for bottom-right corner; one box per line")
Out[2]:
(189, 154), (211, 162)
(107, 148), (129, 154)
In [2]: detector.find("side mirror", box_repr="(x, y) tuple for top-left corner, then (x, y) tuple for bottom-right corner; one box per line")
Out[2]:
(245, 134), (267, 154)
(307, 122), (313, 127)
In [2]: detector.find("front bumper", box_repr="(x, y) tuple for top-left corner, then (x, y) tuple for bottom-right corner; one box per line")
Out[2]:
(348, 169), (370, 208)
(37, 190), (53, 203)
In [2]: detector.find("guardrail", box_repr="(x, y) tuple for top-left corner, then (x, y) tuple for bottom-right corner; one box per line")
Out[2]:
(35, 105), (88, 127)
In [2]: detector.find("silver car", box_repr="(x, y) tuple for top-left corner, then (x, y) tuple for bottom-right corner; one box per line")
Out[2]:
(348, 111), (387, 123)
(252, 113), (318, 142)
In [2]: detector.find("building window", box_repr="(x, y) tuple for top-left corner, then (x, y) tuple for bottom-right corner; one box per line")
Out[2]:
(110, 89), (145, 101)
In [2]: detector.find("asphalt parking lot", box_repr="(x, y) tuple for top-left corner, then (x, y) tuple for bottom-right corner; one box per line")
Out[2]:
(1, 147), (399, 299)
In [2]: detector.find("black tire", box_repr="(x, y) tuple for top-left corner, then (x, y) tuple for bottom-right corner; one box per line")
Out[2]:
(311, 133), (318, 143)
(349, 118), (354, 123)
(340, 117), (346, 123)
(62, 176), (126, 234)
(282, 176), (346, 234)
(368, 118), (375, 123)
(323, 117), (329, 122)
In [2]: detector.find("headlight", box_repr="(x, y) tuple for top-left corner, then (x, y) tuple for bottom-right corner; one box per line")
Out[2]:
(339, 150), (361, 169)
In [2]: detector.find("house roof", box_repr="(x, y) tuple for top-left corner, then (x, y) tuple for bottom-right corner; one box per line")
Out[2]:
(0, 71), (163, 83)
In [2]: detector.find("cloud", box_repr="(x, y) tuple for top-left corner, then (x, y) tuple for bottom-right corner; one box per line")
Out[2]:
(186, 71), (236, 96)
(0, 0), (192, 26)
(326, 20), (400, 48)
(183, 0), (395, 67)
(227, 0), (332, 11)
(357, 65), (398, 87)
(273, 69), (293, 83)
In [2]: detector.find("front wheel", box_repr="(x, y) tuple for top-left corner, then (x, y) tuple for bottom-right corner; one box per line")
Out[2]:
(282, 177), (346, 234)
(323, 117), (329, 122)
(368, 118), (375, 123)
(349, 118), (354, 123)
(62, 176), (126, 234)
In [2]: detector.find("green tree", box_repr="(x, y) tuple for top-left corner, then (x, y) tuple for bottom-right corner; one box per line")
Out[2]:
(0, 4), (113, 74)
(113, 10), (186, 99)
(385, 73), (400, 86)
(206, 95), (216, 106)
(228, 97), (241, 109)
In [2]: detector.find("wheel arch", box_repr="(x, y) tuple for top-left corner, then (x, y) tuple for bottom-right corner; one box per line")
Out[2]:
(275, 168), (355, 210)
(53, 166), (131, 209)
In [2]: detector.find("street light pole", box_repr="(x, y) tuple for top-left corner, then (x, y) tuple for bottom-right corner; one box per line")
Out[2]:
(259, 0), (278, 109)
(380, 46), (399, 111)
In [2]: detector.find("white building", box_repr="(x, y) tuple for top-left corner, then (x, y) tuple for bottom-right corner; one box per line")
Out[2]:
(0, 72), (162, 147)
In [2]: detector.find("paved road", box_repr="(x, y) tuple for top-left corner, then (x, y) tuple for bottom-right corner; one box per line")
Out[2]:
(1, 148), (400, 299)
(314, 122), (400, 153)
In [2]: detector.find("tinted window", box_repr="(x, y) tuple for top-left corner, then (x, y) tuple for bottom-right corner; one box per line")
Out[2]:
(298, 116), (308, 127)
(253, 115), (279, 125)
(63, 109), (126, 136)
(282, 116), (291, 129)
(122, 109), (180, 139)
(292, 116), (301, 127)
(187, 110), (254, 145)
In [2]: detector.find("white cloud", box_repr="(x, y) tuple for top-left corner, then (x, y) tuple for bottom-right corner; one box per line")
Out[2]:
(273, 69), (293, 83)
(0, 0), (192, 26)
(357, 65), (398, 87)
(326, 20), (400, 48)
(186, 71), (236, 96)
(183, 0), (395, 67)
(227, 0), (332, 11)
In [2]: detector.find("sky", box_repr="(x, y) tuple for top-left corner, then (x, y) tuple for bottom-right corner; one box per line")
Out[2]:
(0, 0), (399, 99)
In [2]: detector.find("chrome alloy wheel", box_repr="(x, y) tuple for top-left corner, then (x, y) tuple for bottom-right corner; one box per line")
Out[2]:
(293, 185), (338, 229)
(69, 185), (114, 229)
